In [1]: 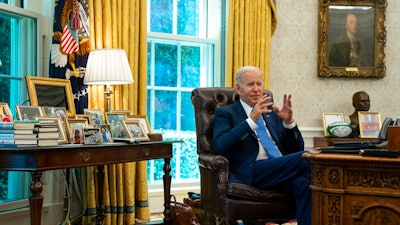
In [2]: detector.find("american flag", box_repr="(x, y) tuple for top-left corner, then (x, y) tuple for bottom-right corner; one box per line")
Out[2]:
(61, 24), (79, 54)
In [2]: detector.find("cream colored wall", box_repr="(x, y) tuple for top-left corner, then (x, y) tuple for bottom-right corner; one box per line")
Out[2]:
(270, 1), (400, 131)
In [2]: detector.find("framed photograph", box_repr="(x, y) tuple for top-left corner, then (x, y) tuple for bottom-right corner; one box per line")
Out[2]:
(16, 105), (43, 120)
(358, 112), (381, 138)
(83, 128), (103, 144)
(318, 0), (387, 78)
(127, 115), (151, 134)
(42, 106), (68, 121)
(0, 102), (14, 122)
(322, 112), (344, 137)
(84, 109), (106, 125)
(94, 124), (113, 143)
(25, 76), (76, 117)
(36, 117), (69, 144)
(122, 120), (150, 141)
(75, 114), (92, 126)
(110, 109), (132, 116)
(65, 118), (88, 144)
(105, 112), (128, 139)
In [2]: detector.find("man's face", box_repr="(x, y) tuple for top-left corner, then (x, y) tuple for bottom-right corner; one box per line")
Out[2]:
(236, 70), (264, 107)
(354, 93), (370, 111)
(346, 14), (358, 35)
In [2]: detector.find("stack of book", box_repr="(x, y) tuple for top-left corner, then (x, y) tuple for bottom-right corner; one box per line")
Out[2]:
(14, 120), (39, 146)
(0, 122), (16, 147)
(0, 120), (39, 147)
(35, 120), (59, 146)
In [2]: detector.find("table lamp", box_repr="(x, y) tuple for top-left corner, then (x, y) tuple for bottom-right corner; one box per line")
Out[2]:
(84, 48), (134, 112)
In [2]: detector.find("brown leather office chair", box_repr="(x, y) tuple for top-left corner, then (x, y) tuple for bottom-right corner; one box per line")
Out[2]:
(191, 87), (296, 224)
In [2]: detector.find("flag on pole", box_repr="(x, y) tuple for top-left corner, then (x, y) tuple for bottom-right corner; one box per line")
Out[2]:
(50, 0), (90, 114)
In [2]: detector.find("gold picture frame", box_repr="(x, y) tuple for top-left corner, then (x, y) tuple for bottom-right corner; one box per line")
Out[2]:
(122, 120), (150, 141)
(105, 112), (128, 139)
(16, 105), (43, 120)
(25, 76), (76, 118)
(0, 102), (14, 122)
(358, 111), (381, 138)
(84, 109), (106, 125)
(127, 115), (151, 134)
(322, 112), (344, 137)
(318, 0), (387, 78)
(65, 118), (88, 144)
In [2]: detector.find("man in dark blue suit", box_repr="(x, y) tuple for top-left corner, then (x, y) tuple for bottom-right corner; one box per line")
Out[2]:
(213, 66), (311, 225)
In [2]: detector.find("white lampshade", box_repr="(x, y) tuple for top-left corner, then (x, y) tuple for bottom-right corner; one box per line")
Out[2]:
(84, 48), (134, 85)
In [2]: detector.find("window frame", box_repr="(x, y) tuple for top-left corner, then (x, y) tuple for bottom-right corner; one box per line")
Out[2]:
(146, 0), (221, 186)
(0, 2), (42, 210)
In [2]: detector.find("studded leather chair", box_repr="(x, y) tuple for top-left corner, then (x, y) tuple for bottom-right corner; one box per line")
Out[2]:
(191, 87), (296, 224)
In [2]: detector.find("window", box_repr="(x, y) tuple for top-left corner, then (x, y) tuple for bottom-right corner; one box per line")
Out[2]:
(147, 0), (221, 184)
(0, 2), (40, 206)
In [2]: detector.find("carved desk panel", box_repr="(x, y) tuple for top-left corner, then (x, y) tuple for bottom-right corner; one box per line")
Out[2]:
(303, 153), (400, 225)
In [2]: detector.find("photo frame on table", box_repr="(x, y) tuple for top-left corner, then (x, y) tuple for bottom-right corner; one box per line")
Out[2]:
(317, 0), (387, 78)
(105, 112), (128, 139)
(83, 128), (103, 144)
(36, 117), (68, 144)
(42, 106), (68, 121)
(0, 102), (13, 122)
(16, 105), (43, 120)
(65, 118), (88, 144)
(94, 124), (113, 143)
(25, 76), (76, 117)
(84, 109), (106, 125)
(75, 114), (92, 126)
(322, 112), (344, 137)
(358, 112), (381, 138)
(127, 115), (151, 134)
(122, 120), (150, 141)
(110, 109), (132, 116)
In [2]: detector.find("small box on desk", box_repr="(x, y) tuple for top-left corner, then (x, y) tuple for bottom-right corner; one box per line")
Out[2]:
(388, 126), (400, 150)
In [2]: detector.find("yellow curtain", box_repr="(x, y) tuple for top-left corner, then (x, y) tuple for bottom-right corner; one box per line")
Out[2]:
(82, 1), (149, 224)
(225, 0), (277, 88)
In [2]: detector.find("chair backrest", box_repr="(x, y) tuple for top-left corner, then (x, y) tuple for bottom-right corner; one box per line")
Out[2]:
(191, 87), (272, 154)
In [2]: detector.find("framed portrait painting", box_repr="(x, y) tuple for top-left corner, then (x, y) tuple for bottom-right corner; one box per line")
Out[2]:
(322, 112), (344, 137)
(358, 111), (381, 138)
(318, 0), (387, 78)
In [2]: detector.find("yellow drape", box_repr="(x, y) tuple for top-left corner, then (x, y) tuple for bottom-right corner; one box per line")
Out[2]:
(82, 1), (149, 224)
(225, 0), (277, 88)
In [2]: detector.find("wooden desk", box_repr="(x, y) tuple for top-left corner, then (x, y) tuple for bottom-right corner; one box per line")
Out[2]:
(0, 141), (176, 225)
(303, 152), (400, 225)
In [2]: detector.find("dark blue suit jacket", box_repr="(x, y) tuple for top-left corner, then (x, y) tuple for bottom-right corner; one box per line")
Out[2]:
(213, 101), (304, 185)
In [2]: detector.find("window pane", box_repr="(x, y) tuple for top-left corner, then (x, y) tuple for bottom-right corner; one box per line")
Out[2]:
(150, 0), (173, 33)
(181, 45), (200, 87)
(155, 43), (177, 87)
(181, 91), (195, 131)
(154, 90), (176, 130)
(179, 137), (199, 179)
(177, 0), (199, 36)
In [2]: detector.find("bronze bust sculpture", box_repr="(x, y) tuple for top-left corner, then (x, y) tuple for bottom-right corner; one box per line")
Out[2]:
(349, 91), (370, 137)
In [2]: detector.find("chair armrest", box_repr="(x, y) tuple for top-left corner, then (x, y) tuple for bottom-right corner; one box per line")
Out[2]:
(199, 153), (229, 185)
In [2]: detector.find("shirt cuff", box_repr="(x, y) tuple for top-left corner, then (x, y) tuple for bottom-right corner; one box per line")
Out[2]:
(246, 118), (258, 130)
(283, 121), (297, 129)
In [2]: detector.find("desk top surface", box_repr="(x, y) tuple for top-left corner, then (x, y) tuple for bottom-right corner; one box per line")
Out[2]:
(0, 141), (179, 171)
